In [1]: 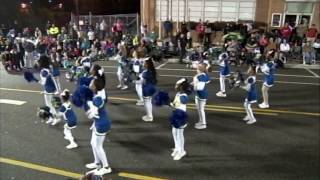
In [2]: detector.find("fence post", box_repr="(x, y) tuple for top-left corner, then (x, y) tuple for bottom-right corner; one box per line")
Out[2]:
(136, 13), (140, 35)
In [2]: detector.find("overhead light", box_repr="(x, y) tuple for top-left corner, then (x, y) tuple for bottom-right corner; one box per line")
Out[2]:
(58, 3), (63, 8)
(21, 3), (27, 9)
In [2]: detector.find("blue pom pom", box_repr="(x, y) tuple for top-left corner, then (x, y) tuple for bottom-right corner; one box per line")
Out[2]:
(170, 109), (188, 128)
(153, 91), (170, 106)
(24, 71), (39, 83)
(79, 85), (93, 101)
(71, 89), (84, 107)
(78, 76), (92, 86)
(71, 85), (93, 107)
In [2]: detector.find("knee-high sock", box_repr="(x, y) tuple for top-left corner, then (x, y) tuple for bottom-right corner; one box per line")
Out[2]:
(219, 75), (226, 92)
(135, 83), (143, 102)
(245, 102), (256, 121)
(195, 98), (202, 123)
(63, 125), (75, 144)
(262, 85), (269, 105)
(199, 99), (207, 125)
(44, 94), (57, 115)
(53, 77), (61, 92)
(244, 101), (250, 118)
(94, 134), (109, 167)
(90, 130), (100, 164)
(117, 67), (123, 86)
(177, 128), (185, 153)
(144, 97), (153, 118)
(172, 127), (178, 150)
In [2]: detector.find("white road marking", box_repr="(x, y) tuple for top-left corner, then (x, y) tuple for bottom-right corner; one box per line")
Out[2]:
(0, 99), (26, 105)
(304, 68), (320, 77)
(156, 61), (169, 69)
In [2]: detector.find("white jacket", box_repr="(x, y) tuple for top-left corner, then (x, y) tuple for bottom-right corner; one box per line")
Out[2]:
(280, 43), (290, 52)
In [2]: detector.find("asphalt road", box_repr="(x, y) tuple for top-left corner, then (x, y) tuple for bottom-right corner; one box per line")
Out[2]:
(0, 60), (319, 180)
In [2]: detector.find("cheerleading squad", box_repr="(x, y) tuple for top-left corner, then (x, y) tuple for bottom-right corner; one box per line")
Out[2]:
(23, 45), (276, 176)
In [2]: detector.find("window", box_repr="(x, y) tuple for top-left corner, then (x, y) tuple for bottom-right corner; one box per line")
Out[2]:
(286, 2), (314, 13)
(271, 13), (282, 27)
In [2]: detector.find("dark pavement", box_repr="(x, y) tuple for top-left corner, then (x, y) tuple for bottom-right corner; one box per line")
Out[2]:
(0, 60), (319, 180)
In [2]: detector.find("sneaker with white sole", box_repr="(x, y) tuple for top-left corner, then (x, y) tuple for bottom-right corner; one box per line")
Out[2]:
(121, 85), (128, 90)
(171, 149), (179, 157)
(66, 142), (78, 149)
(136, 100), (144, 106)
(46, 117), (54, 124)
(173, 151), (187, 161)
(95, 167), (112, 175)
(246, 119), (256, 124)
(86, 163), (100, 169)
(243, 116), (250, 121)
(116, 84), (122, 89)
(142, 115), (153, 122)
(195, 123), (207, 129)
(51, 118), (61, 126)
(258, 103), (269, 109)
(216, 91), (227, 97)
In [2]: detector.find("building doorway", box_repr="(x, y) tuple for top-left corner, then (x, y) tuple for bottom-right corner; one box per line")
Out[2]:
(284, 14), (311, 27)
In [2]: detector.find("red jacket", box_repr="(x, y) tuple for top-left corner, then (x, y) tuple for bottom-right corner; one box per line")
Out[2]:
(280, 27), (292, 39)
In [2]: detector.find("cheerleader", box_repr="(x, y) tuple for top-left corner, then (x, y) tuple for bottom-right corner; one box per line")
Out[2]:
(193, 63), (210, 129)
(116, 43), (128, 90)
(50, 49), (62, 94)
(38, 55), (61, 125)
(170, 78), (191, 160)
(59, 89), (78, 149)
(132, 50), (144, 106)
(141, 58), (157, 122)
(216, 53), (230, 98)
(241, 66), (258, 124)
(259, 60), (275, 109)
(85, 76), (112, 176)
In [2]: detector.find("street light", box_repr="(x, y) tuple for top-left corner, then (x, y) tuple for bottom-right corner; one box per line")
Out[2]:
(58, 3), (63, 9)
(21, 3), (27, 9)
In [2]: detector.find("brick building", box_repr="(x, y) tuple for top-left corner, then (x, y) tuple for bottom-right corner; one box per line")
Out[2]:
(141, 0), (320, 38)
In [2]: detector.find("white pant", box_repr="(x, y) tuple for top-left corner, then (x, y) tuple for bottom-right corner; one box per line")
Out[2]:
(117, 67), (124, 86)
(90, 128), (109, 167)
(195, 97), (206, 125)
(172, 127), (185, 153)
(244, 101), (256, 121)
(144, 97), (153, 118)
(219, 75), (226, 92)
(44, 93), (57, 116)
(261, 85), (270, 105)
(63, 124), (76, 144)
(53, 77), (61, 93)
(135, 82), (143, 102)
(24, 51), (34, 68)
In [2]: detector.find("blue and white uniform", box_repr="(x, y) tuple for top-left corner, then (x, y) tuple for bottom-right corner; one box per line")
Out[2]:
(259, 61), (275, 108)
(39, 68), (60, 125)
(87, 89), (111, 169)
(217, 53), (230, 96)
(142, 69), (157, 121)
(133, 58), (144, 104)
(59, 101), (78, 149)
(242, 75), (257, 124)
(170, 92), (188, 160)
(51, 54), (62, 93)
(193, 72), (210, 129)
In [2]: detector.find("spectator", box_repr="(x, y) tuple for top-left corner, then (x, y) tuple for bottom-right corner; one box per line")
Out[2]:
(141, 23), (147, 36)
(196, 19), (205, 43)
(116, 19), (124, 37)
(313, 37), (320, 62)
(280, 23), (292, 41)
(181, 21), (188, 35)
(279, 39), (290, 63)
(258, 34), (268, 54)
(266, 37), (276, 53)
(296, 21), (308, 40)
(306, 24), (318, 42)
(302, 40), (315, 65)
(34, 27), (42, 39)
(87, 29), (95, 46)
(163, 19), (173, 38)
(99, 20), (107, 39)
(178, 33), (187, 64)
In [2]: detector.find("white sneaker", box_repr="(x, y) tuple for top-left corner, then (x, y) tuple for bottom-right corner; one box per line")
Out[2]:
(259, 103), (269, 109)
(54, 91), (60, 95)
(116, 84), (122, 89)
(86, 163), (100, 169)
(171, 149), (179, 157)
(63, 136), (68, 140)
(51, 118), (61, 126)
(142, 115), (153, 122)
(216, 91), (227, 97)
(121, 85), (128, 90)
(246, 119), (257, 124)
(85, 168), (98, 175)
(66, 142), (78, 149)
(195, 123), (207, 129)
(173, 151), (187, 161)
(136, 100), (144, 106)
(95, 167), (112, 175)
(243, 116), (250, 121)
(46, 117), (54, 124)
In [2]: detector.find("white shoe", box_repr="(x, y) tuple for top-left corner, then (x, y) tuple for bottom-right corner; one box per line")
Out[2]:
(64, 136), (68, 140)
(171, 149), (179, 157)
(116, 84), (122, 88)
(46, 117), (54, 124)
(246, 119), (257, 124)
(216, 91), (227, 97)
(54, 91), (60, 95)
(95, 167), (112, 175)
(142, 115), (153, 122)
(121, 85), (128, 90)
(243, 116), (250, 121)
(195, 123), (207, 129)
(51, 118), (61, 126)
(85, 168), (99, 175)
(136, 101), (144, 106)
(66, 142), (78, 149)
(86, 163), (100, 169)
(173, 151), (187, 161)
(259, 103), (269, 109)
